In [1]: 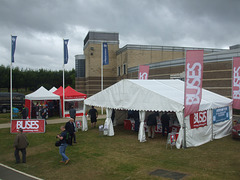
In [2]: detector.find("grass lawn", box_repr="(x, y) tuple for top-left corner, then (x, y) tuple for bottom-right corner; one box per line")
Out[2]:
(0, 113), (11, 124)
(0, 119), (239, 180)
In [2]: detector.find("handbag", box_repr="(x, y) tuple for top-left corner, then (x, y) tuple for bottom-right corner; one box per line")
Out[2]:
(55, 140), (61, 147)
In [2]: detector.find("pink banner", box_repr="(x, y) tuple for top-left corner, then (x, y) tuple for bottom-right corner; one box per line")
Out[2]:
(184, 50), (204, 117)
(11, 119), (45, 133)
(233, 57), (240, 109)
(138, 65), (149, 79)
(190, 110), (207, 129)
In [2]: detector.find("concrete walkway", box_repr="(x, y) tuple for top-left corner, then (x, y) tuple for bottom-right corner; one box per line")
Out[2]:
(0, 114), (106, 129)
(0, 163), (43, 180)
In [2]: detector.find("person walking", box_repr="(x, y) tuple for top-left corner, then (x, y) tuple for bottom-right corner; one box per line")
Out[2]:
(57, 126), (70, 165)
(161, 112), (170, 137)
(147, 112), (159, 138)
(65, 118), (75, 145)
(13, 128), (29, 163)
(88, 106), (98, 128)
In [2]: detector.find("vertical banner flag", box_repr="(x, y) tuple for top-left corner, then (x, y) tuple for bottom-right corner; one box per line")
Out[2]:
(102, 42), (109, 65)
(64, 39), (69, 64)
(138, 65), (149, 79)
(11, 36), (17, 63)
(184, 50), (204, 117)
(232, 57), (240, 109)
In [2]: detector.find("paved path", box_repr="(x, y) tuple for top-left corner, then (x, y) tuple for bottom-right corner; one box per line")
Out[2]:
(0, 163), (43, 180)
(0, 114), (106, 129)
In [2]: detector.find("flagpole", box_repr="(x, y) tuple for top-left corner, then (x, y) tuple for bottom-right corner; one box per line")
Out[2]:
(10, 35), (13, 120)
(63, 39), (65, 118)
(101, 41), (103, 114)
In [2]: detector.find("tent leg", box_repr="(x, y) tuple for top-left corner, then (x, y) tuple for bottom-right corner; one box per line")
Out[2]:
(211, 109), (214, 141)
(183, 116), (186, 149)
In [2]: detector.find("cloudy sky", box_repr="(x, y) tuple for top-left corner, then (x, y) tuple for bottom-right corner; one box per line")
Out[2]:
(0, 0), (239, 70)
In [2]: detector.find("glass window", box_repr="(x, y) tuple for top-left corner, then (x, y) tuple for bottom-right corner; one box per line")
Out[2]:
(123, 64), (127, 74)
(117, 66), (121, 76)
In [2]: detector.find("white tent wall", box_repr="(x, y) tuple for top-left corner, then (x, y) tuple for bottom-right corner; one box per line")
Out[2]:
(138, 111), (146, 142)
(81, 104), (88, 131)
(176, 111), (184, 149)
(104, 108), (114, 136)
(213, 106), (232, 139)
(185, 109), (212, 147)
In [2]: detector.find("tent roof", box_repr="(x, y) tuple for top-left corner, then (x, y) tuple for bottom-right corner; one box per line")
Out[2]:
(84, 79), (232, 112)
(53, 86), (87, 99)
(25, 86), (60, 100)
(49, 87), (57, 93)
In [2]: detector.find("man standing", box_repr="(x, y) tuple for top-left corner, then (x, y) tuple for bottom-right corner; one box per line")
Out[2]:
(21, 104), (29, 119)
(88, 106), (98, 128)
(13, 128), (29, 163)
(69, 105), (77, 143)
(69, 105), (76, 121)
(147, 112), (159, 138)
(161, 112), (170, 137)
(57, 126), (70, 165)
(41, 104), (48, 125)
(65, 118), (75, 145)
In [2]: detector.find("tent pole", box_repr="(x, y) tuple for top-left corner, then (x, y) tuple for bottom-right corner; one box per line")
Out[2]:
(211, 109), (214, 141)
(10, 35), (13, 121)
(101, 41), (103, 115)
(63, 39), (65, 118)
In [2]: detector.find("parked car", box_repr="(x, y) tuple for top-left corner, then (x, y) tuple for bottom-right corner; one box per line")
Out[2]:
(232, 119), (240, 139)
(0, 92), (25, 113)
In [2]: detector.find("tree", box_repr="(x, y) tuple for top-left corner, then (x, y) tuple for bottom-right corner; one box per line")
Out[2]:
(0, 65), (76, 92)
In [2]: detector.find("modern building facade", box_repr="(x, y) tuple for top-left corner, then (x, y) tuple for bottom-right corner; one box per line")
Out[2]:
(76, 31), (240, 99)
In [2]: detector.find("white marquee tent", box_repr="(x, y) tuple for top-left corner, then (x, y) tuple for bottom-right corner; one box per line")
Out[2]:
(49, 87), (57, 93)
(25, 86), (60, 118)
(82, 79), (233, 148)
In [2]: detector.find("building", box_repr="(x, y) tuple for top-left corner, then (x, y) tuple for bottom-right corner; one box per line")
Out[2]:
(76, 31), (240, 98)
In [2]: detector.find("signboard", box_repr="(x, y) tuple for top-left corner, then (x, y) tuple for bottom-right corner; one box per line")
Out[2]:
(11, 119), (45, 133)
(184, 50), (204, 117)
(138, 65), (149, 79)
(213, 106), (229, 124)
(232, 57), (240, 109)
(190, 110), (207, 129)
(75, 120), (82, 129)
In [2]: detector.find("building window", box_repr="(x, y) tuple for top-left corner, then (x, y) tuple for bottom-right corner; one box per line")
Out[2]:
(123, 64), (127, 75)
(117, 66), (121, 76)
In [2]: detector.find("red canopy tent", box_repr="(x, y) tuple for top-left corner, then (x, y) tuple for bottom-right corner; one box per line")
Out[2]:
(54, 86), (87, 117)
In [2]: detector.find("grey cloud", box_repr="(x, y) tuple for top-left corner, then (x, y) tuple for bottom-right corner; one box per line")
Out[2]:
(0, 0), (239, 70)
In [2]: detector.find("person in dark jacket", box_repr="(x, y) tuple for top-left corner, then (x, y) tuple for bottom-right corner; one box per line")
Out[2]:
(69, 105), (77, 143)
(21, 104), (29, 119)
(69, 105), (76, 121)
(41, 104), (48, 125)
(161, 112), (170, 137)
(88, 106), (98, 128)
(57, 126), (70, 165)
(133, 111), (140, 132)
(65, 118), (75, 145)
(147, 112), (159, 138)
(13, 128), (29, 163)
